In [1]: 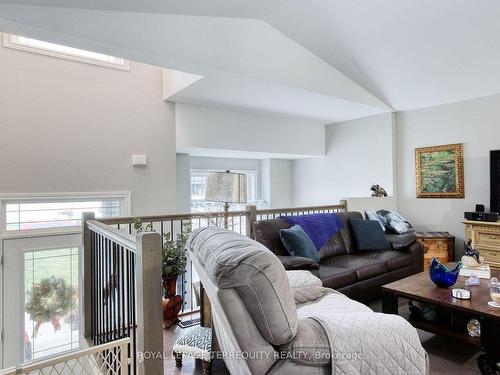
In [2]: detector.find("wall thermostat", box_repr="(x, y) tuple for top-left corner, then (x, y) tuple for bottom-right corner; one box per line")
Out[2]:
(132, 154), (148, 167)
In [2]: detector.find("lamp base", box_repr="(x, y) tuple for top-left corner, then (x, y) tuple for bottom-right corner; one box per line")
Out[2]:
(223, 202), (230, 230)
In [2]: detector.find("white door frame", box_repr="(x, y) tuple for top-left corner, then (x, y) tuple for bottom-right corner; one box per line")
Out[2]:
(0, 191), (131, 368)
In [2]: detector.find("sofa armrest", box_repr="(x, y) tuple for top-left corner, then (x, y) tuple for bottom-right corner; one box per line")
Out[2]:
(394, 239), (424, 274)
(278, 319), (330, 367)
(277, 255), (320, 271)
(386, 233), (417, 250)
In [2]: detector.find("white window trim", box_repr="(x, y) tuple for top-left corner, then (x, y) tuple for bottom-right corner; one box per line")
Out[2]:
(2, 33), (130, 71)
(0, 191), (131, 239)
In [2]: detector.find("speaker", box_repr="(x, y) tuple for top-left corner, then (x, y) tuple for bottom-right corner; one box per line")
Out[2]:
(464, 211), (499, 222)
(476, 204), (485, 213)
(491, 150), (500, 214)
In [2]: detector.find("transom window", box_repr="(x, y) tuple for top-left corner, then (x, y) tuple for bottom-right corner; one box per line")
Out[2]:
(1, 193), (130, 232)
(2, 33), (130, 71)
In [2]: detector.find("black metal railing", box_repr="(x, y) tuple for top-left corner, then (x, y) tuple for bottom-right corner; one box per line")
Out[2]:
(83, 217), (149, 374)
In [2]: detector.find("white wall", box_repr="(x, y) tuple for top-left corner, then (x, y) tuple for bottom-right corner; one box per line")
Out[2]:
(190, 156), (261, 175)
(176, 154), (191, 213)
(396, 94), (500, 258)
(292, 113), (395, 206)
(261, 159), (293, 208)
(0, 35), (176, 215)
(175, 103), (326, 158)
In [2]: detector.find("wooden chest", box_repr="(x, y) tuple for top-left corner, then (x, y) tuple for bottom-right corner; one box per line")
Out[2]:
(463, 220), (500, 269)
(415, 232), (455, 270)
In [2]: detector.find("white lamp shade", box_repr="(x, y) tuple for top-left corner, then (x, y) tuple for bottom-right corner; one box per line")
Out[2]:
(205, 172), (247, 203)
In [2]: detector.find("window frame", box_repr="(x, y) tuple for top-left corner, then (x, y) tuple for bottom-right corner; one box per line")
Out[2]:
(0, 192), (131, 239)
(2, 33), (130, 71)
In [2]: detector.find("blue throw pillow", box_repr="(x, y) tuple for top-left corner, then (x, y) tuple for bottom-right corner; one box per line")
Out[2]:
(349, 218), (391, 251)
(279, 225), (320, 263)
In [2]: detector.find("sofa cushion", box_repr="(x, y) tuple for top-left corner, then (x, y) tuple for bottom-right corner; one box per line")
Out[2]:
(317, 265), (357, 289)
(349, 218), (391, 251)
(253, 218), (291, 256)
(318, 231), (348, 260)
(280, 225), (320, 262)
(277, 255), (319, 271)
(357, 250), (413, 271)
(322, 255), (388, 281)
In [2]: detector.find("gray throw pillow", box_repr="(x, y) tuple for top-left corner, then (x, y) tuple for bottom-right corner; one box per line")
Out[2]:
(377, 210), (414, 234)
(280, 225), (320, 263)
(365, 209), (414, 234)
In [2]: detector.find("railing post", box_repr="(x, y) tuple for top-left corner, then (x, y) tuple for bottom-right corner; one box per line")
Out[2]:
(339, 199), (348, 211)
(81, 212), (95, 339)
(135, 232), (163, 375)
(120, 339), (130, 375)
(245, 204), (257, 238)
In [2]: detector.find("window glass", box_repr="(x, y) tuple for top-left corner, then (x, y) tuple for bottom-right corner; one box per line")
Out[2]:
(3, 33), (130, 70)
(5, 199), (122, 231)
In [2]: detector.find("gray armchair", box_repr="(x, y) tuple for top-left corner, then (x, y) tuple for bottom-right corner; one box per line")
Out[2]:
(187, 227), (428, 375)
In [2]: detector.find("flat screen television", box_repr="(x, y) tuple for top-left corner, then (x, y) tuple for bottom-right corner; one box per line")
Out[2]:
(491, 150), (500, 214)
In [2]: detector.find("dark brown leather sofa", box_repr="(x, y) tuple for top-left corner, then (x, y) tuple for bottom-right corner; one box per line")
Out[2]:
(252, 211), (424, 302)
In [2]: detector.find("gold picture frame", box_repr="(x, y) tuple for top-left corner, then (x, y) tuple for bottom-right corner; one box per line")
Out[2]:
(415, 143), (464, 198)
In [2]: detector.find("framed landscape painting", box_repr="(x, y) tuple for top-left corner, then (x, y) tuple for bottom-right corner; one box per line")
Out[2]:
(415, 143), (464, 198)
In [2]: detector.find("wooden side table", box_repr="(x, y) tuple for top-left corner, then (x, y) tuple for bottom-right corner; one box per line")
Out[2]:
(415, 232), (455, 270)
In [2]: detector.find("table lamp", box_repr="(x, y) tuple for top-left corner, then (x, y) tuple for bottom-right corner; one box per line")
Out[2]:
(205, 170), (247, 229)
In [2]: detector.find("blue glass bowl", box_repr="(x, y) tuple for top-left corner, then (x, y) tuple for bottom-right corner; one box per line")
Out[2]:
(429, 258), (462, 288)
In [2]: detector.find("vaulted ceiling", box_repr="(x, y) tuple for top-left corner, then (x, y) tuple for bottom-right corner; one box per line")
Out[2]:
(1, 0), (499, 121)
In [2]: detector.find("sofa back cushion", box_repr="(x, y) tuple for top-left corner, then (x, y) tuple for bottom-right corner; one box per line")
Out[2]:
(331, 212), (364, 255)
(253, 218), (291, 256)
(188, 226), (298, 346)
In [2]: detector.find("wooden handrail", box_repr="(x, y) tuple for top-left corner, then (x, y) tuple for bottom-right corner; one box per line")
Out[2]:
(99, 210), (247, 225)
(87, 219), (137, 251)
(97, 203), (347, 226)
(256, 203), (346, 215)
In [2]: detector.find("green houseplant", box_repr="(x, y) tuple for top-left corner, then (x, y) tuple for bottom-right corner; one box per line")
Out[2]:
(134, 218), (191, 327)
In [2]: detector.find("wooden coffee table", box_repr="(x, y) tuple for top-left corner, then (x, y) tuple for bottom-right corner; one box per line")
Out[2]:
(382, 267), (500, 375)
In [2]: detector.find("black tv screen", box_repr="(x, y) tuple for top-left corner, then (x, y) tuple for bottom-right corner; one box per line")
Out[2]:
(491, 150), (500, 213)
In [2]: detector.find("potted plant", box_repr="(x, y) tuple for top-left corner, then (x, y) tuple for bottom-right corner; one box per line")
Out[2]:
(134, 219), (190, 328)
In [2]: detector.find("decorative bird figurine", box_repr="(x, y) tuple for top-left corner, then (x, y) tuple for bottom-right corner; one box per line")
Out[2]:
(370, 184), (388, 197)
